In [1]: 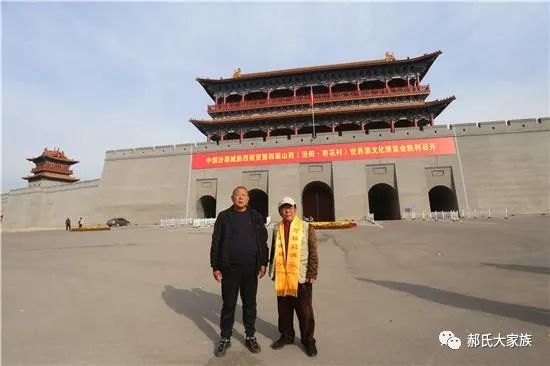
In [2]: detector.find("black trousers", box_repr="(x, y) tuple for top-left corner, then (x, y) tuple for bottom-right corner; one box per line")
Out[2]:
(220, 263), (258, 338)
(277, 282), (316, 345)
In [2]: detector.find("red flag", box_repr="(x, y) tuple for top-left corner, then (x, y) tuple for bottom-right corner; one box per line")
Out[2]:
(309, 87), (314, 107)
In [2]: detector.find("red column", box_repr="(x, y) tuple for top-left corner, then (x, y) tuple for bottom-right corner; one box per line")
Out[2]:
(294, 126), (298, 135)
(356, 81), (360, 95)
(241, 94), (245, 104)
(239, 130), (243, 143)
(407, 77), (410, 88)
(293, 87), (297, 97)
(329, 84), (332, 97)
(207, 134), (211, 142)
(416, 74), (420, 86)
(390, 120), (395, 133)
(331, 123), (336, 133)
(361, 122), (365, 131)
(220, 133), (224, 141)
(430, 115), (434, 125)
(266, 129), (271, 138)
(385, 79), (389, 90)
(413, 118), (418, 127)
(223, 96), (227, 105)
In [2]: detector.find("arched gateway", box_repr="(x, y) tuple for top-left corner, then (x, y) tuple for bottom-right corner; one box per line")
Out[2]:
(302, 181), (335, 222)
(368, 183), (401, 220)
(197, 195), (216, 218)
(248, 189), (268, 222)
(428, 185), (458, 212)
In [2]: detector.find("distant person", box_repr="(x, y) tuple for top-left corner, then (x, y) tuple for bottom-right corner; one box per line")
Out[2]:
(65, 217), (71, 231)
(269, 196), (319, 357)
(78, 217), (83, 229)
(210, 186), (268, 357)
(0, 212), (3, 222)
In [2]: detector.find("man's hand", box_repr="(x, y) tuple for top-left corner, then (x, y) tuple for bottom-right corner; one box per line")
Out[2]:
(213, 270), (223, 282)
(258, 266), (266, 279)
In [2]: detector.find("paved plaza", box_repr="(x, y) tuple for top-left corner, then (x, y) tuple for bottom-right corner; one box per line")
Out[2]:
(2, 216), (549, 365)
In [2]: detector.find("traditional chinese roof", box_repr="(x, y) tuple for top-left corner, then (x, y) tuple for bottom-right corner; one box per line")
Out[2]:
(197, 51), (442, 99)
(24, 148), (79, 184)
(22, 171), (79, 183)
(27, 148), (79, 164)
(190, 97), (455, 128)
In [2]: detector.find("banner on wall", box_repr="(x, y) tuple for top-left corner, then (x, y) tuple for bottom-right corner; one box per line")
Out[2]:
(192, 137), (456, 170)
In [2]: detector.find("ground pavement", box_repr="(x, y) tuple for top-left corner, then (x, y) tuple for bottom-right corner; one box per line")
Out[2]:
(2, 215), (549, 365)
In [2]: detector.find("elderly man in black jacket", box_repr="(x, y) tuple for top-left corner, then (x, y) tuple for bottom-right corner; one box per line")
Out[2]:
(210, 186), (268, 357)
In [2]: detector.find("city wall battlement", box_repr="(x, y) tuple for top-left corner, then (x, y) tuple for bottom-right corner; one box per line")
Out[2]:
(104, 117), (548, 160)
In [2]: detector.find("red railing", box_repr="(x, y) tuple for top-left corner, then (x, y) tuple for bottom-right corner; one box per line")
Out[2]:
(31, 163), (73, 175)
(208, 85), (430, 113)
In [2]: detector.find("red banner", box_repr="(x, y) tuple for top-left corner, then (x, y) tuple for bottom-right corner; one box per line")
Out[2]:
(192, 137), (455, 170)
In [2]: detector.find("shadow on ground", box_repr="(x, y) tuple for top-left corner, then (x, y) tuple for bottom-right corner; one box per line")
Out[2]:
(481, 262), (550, 275)
(358, 278), (549, 327)
(161, 286), (279, 346)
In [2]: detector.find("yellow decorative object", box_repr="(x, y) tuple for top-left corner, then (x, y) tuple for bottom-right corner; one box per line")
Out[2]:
(71, 225), (111, 232)
(385, 51), (395, 61)
(233, 68), (242, 77)
(310, 220), (357, 230)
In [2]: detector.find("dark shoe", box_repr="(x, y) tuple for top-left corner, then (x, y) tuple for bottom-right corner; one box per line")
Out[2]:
(245, 336), (261, 353)
(305, 343), (318, 357)
(214, 337), (231, 357)
(271, 336), (293, 350)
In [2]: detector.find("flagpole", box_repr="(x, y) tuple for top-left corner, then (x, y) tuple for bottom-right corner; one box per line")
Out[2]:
(310, 86), (316, 139)
(312, 105), (316, 138)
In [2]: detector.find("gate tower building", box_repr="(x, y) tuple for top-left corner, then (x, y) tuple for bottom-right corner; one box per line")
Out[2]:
(191, 51), (455, 142)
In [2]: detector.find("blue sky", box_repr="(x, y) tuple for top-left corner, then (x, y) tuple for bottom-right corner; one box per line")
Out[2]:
(2, 1), (549, 192)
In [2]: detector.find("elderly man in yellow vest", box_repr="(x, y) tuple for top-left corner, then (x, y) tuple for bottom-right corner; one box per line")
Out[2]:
(268, 196), (319, 357)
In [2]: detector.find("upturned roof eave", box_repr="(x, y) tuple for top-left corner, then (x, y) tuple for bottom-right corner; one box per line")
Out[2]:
(197, 51), (442, 85)
(190, 96), (455, 127)
(26, 156), (79, 164)
(22, 175), (79, 182)
(196, 51), (442, 100)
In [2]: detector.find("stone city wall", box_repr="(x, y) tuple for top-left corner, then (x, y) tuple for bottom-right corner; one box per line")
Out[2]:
(2, 117), (548, 230)
(2, 179), (100, 230)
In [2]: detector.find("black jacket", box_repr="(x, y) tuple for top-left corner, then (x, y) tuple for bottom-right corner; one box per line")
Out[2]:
(210, 207), (268, 271)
